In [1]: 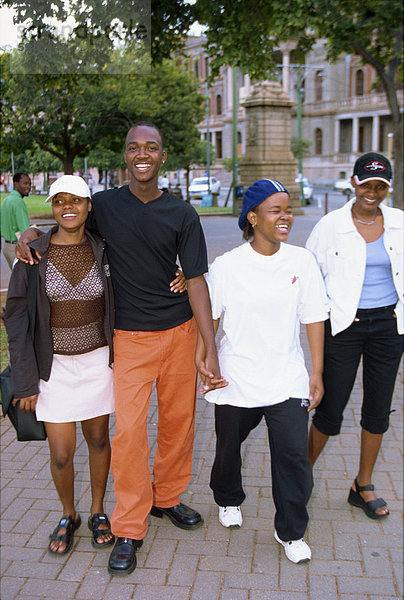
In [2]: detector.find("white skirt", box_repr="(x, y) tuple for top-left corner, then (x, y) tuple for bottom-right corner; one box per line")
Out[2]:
(36, 346), (114, 423)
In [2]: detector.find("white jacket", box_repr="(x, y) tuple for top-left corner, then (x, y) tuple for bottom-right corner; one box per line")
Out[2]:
(306, 199), (403, 335)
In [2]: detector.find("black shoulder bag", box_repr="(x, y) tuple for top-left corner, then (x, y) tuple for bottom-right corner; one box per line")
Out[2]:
(1, 264), (47, 441)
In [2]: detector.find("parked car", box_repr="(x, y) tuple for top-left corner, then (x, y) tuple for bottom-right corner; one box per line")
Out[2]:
(188, 176), (221, 199)
(295, 176), (313, 204)
(333, 178), (355, 194)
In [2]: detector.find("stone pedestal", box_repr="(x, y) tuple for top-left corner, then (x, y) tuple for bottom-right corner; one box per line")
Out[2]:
(239, 81), (302, 213)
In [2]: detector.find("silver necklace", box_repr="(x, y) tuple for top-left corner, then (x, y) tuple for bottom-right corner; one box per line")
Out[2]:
(352, 210), (378, 225)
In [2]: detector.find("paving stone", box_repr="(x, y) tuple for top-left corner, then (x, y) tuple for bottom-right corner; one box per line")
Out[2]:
(19, 578), (79, 597)
(144, 538), (177, 569)
(279, 560), (309, 591)
(102, 581), (135, 600)
(190, 571), (222, 600)
(251, 593), (307, 600)
(222, 572), (278, 590)
(338, 576), (396, 595)
(308, 575), (338, 599)
(177, 539), (228, 556)
(167, 553), (199, 586)
(200, 555), (252, 573)
(220, 588), (249, 600)
(132, 584), (190, 599)
(308, 559), (362, 576)
(74, 568), (111, 598)
(4, 559), (61, 579)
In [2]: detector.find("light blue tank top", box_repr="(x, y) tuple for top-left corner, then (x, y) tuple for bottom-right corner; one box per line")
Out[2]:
(358, 234), (398, 308)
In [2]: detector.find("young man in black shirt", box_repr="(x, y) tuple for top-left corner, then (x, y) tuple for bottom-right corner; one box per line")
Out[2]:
(90, 122), (224, 575)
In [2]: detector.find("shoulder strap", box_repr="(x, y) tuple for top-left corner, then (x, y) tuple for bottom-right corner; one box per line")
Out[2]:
(26, 264), (38, 339)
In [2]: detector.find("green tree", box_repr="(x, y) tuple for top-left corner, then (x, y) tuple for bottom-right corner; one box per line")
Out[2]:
(291, 138), (312, 162)
(2, 49), (204, 176)
(193, 0), (403, 208)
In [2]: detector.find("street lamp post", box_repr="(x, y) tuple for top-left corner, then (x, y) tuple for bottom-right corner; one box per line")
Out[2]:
(232, 67), (239, 216)
(206, 87), (211, 194)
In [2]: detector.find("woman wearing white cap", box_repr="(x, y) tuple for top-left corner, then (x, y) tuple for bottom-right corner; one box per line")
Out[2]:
(4, 175), (117, 554)
(306, 152), (403, 519)
(197, 179), (329, 563)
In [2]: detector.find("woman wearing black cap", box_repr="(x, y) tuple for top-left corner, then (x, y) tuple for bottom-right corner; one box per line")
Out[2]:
(197, 179), (329, 564)
(306, 152), (403, 519)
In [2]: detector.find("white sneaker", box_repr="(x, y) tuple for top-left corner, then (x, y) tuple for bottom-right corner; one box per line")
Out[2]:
(274, 530), (311, 563)
(218, 506), (243, 528)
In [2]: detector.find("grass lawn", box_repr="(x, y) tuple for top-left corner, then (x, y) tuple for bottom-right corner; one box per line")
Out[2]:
(1, 193), (52, 218)
(1, 192), (232, 218)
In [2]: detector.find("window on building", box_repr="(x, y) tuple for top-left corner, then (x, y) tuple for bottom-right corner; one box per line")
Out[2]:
(314, 70), (323, 102)
(204, 57), (210, 78)
(216, 131), (223, 159)
(315, 128), (323, 154)
(194, 58), (200, 79)
(355, 70), (364, 96)
(237, 131), (242, 154)
(339, 119), (352, 153)
(216, 94), (222, 115)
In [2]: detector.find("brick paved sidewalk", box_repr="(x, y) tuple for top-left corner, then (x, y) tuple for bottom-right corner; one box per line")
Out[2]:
(1, 352), (402, 599)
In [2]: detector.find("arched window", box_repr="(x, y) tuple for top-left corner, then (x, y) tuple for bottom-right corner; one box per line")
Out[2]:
(315, 128), (323, 154)
(355, 70), (364, 96)
(216, 94), (222, 115)
(314, 70), (323, 102)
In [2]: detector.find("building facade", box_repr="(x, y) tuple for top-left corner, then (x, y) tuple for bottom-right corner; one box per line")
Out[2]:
(183, 36), (403, 186)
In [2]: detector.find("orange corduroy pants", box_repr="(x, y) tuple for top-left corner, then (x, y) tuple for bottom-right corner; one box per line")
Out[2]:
(110, 318), (198, 539)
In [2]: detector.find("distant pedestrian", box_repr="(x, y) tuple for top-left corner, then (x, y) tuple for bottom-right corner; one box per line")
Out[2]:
(306, 152), (403, 519)
(159, 173), (169, 192)
(198, 179), (329, 564)
(1, 172), (31, 269)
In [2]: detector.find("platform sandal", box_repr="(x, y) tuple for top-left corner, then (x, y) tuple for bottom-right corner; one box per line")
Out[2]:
(48, 514), (82, 554)
(88, 513), (115, 549)
(348, 478), (389, 520)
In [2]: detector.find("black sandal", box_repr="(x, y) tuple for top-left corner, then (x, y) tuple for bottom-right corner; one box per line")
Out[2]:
(348, 478), (389, 520)
(88, 513), (115, 549)
(48, 514), (82, 554)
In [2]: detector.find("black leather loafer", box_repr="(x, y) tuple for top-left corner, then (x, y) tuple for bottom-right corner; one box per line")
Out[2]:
(150, 503), (203, 530)
(108, 537), (143, 575)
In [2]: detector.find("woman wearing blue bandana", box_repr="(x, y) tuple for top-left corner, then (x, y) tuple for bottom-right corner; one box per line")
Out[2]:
(197, 179), (329, 564)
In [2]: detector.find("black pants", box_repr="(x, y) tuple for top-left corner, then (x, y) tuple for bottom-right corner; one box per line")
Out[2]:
(210, 398), (313, 541)
(313, 308), (403, 436)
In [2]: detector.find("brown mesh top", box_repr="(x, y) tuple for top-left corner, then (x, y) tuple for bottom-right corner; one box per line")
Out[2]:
(46, 239), (106, 355)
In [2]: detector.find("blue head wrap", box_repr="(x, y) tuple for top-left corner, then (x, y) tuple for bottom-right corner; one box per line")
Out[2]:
(238, 179), (288, 230)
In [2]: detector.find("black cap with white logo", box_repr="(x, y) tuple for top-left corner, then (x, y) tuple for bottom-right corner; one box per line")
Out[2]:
(353, 152), (392, 186)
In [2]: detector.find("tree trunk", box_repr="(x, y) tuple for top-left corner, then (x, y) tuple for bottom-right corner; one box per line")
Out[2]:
(392, 117), (403, 210)
(63, 158), (74, 175)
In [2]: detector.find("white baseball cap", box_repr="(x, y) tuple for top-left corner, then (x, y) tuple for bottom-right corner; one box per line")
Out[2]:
(45, 175), (91, 202)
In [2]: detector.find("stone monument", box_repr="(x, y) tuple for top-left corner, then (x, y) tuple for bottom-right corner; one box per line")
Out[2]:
(239, 80), (302, 213)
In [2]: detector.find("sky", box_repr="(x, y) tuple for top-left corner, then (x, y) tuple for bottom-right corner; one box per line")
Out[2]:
(0, 6), (205, 51)
(0, 7), (19, 49)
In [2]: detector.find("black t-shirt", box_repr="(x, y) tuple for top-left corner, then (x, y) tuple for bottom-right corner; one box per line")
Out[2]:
(87, 186), (208, 331)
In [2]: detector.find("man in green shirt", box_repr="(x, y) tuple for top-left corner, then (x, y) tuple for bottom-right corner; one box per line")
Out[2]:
(1, 172), (31, 269)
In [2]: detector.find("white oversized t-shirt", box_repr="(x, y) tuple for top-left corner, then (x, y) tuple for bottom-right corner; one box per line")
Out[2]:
(205, 242), (329, 408)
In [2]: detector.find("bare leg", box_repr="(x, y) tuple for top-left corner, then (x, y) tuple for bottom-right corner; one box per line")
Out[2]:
(81, 414), (113, 544)
(46, 422), (79, 553)
(351, 429), (388, 516)
(308, 423), (330, 467)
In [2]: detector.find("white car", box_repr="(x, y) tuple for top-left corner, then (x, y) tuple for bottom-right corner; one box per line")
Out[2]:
(295, 177), (313, 203)
(188, 177), (221, 199)
(334, 178), (355, 194)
